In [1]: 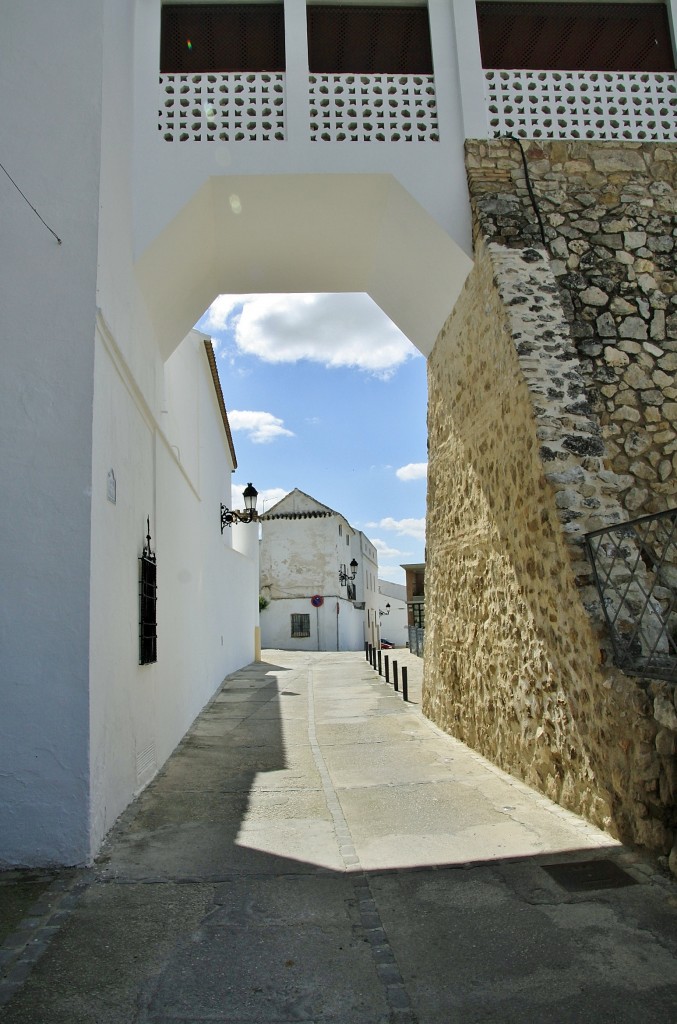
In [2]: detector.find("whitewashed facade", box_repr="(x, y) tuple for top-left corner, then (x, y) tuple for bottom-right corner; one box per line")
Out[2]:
(259, 490), (379, 652)
(1, 0), (675, 864)
(377, 581), (409, 648)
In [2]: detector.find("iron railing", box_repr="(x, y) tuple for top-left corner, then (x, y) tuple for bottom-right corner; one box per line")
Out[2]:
(585, 508), (677, 683)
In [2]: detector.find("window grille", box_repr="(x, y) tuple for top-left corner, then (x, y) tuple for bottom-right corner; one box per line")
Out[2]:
(585, 508), (677, 683)
(411, 602), (424, 629)
(161, 3), (286, 73)
(307, 6), (433, 74)
(476, 2), (675, 72)
(291, 613), (311, 638)
(139, 518), (157, 665)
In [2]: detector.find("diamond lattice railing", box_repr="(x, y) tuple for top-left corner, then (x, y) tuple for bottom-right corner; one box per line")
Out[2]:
(159, 73), (286, 141)
(485, 70), (677, 141)
(308, 74), (439, 142)
(585, 509), (677, 683)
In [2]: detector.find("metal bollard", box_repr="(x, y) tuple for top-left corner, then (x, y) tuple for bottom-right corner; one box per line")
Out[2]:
(372, 646), (377, 669)
(384, 656), (389, 684)
(378, 650), (382, 675)
(393, 660), (398, 692)
(402, 666), (408, 702)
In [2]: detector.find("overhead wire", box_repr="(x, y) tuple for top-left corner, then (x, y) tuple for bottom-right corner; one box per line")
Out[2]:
(0, 161), (62, 245)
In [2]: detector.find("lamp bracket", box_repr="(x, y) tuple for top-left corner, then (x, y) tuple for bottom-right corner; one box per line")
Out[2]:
(220, 504), (259, 532)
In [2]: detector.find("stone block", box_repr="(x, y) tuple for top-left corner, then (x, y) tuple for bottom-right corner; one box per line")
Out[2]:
(619, 317), (648, 340)
(655, 696), (677, 732)
(624, 230), (648, 249)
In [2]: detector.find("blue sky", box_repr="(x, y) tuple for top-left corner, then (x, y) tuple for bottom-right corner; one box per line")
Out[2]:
(196, 293), (427, 584)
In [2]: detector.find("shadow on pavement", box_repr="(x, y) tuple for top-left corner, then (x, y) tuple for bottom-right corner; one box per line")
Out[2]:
(1, 652), (676, 1024)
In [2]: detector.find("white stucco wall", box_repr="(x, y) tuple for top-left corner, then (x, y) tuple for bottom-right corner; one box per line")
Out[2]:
(0, 0), (480, 865)
(358, 533), (381, 650)
(377, 581), (409, 648)
(259, 499), (375, 651)
(133, 0), (475, 257)
(0, 0), (103, 866)
(129, 0), (474, 363)
(89, 330), (257, 854)
(260, 596), (363, 652)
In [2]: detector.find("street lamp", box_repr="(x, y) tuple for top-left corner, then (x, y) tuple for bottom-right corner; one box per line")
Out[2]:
(338, 558), (358, 586)
(379, 603), (391, 617)
(221, 482), (259, 532)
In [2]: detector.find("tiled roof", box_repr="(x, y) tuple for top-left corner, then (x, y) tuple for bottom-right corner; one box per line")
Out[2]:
(203, 340), (237, 469)
(261, 510), (335, 520)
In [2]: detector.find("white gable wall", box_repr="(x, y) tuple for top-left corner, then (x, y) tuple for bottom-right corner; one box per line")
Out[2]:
(260, 500), (380, 652)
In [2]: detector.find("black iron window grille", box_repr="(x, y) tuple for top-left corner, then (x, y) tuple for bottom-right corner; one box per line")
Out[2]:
(291, 613), (310, 638)
(139, 518), (158, 665)
(585, 508), (677, 683)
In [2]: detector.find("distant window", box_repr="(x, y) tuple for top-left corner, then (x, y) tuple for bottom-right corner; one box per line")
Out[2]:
(161, 3), (286, 73)
(476, 2), (675, 72)
(346, 535), (350, 546)
(307, 5), (433, 74)
(339, 524), (342, 536)
(291, 613), (310, 638)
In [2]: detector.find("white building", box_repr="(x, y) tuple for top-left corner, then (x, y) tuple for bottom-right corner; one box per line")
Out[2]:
(1, 0), (675, 865)
(377, 581), (409, 648)
(259, 490), (379, 652)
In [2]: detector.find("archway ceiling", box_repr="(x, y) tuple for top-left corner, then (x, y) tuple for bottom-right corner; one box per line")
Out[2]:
(135, 174), (472, 359)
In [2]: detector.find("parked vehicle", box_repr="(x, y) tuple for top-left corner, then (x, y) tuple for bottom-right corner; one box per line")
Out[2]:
(381, 639), (395, 649)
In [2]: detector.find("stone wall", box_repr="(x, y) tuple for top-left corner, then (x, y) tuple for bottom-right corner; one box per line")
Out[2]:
(465, 139), (676, 520)
(424, 237), (677, 868)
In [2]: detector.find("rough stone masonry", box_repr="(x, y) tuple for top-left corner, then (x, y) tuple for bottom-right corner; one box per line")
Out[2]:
(424, 140), (677, 874)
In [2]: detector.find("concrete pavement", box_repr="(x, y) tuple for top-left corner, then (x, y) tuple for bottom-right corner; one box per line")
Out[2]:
(1, 649), (676, 1022)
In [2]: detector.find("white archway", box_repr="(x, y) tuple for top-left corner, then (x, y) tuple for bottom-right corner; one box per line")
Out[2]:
(135, 174), (472, 360)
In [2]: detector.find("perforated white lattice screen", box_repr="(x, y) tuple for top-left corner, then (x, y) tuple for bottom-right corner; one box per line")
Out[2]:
(159, 73), (285, 142)
(309, 74), (438, 142)
(485, 70), (677, 141)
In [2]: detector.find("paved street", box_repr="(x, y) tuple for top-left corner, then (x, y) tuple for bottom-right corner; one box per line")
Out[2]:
(1, 649), (676, 1023)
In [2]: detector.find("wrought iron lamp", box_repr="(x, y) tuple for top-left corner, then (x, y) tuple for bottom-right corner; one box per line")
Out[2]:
(221, 482), (259, 532)
(379, 603), (391, 617)
(338, 558), (358, 586)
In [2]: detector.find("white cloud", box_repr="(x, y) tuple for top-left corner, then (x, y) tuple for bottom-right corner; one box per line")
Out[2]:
(228, 410), (294, 445)
(377, 565), (406, 586)
(396, 462), (427, 482)
(375, 517), (426, 541)
(201, 293), (418, 376)
(373, 538), (407, 560)
(232, 483), (288, 512)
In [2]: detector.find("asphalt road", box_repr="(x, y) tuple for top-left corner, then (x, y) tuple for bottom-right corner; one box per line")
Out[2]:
(1, 649), (676, 1023)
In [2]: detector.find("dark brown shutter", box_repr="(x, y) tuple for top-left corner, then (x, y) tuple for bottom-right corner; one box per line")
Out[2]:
(307, 6), (433, 74)
(161, 4), (286, 73)
(476, 2), (675, 72)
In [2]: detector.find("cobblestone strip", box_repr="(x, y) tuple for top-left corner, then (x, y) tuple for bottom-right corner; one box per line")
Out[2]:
(306, 669), (418, 1024)
(0, 872), (90, 1007)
